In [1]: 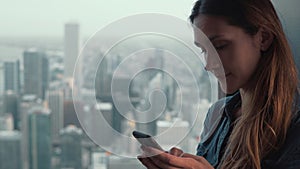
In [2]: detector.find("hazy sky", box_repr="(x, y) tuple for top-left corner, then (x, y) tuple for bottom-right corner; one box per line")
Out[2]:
(0, 0), (194, 37)
(1, 0), (299, 38)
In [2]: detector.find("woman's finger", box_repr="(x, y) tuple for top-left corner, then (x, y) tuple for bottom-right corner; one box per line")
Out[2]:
(145, 147), (191, 168)
(138, 156), (160, 169)
(181, 153), (213, 168)
(169, 147), (184, 157)
(149, 156), (182, 169)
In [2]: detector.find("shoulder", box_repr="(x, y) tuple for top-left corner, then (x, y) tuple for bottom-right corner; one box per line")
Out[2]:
(262, 92), (300, 168)
(262, 122), (300, 168)
(200, 92), (241, 143)
(292, 90), (300, 125)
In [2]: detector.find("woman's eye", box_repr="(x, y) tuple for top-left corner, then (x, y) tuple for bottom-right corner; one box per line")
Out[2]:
(214, 44), (227, 50)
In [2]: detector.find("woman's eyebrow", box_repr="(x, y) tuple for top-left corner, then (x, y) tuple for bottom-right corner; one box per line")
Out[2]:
(208, 35), (224, 41)
(194, 35), (225, 47)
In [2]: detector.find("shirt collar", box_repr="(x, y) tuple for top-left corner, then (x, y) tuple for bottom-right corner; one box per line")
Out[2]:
(224, 91), (241, 120)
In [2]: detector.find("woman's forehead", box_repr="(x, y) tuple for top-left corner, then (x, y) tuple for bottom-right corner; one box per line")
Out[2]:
(193, 14), (229, 31)
(193, 15), (233, 40)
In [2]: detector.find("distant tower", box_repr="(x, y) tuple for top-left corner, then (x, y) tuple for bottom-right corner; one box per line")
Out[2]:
(136, 73), (164, 135)
(3, 91), (19, 130)
(20, 95), (43, 169)
(4, 60), (20, 94)
(0, 62), (4, 95)
(64, 22), (80, 78)
(0, 114), (14, 131)
(60, 125), (83, 169)
(46, 90), (64, 142)
(0, 131), (22, 169)
(95, 56), (108, 100)
(28, 107), (51, 169)
(23, 49), (49, 100)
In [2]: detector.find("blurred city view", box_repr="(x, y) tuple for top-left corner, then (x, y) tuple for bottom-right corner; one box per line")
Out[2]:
(0, 0), (299, 169)
(0, 21), (215, 169)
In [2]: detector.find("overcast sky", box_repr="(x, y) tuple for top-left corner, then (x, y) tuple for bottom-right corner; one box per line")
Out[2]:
(0, 0), (194, 37)
(1, 0), (299, 38)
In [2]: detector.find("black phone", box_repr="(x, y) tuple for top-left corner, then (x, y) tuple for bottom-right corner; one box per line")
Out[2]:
(132, 130), (164, 151)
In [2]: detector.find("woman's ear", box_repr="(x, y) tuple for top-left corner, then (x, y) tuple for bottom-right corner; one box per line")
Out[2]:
(259, 28), (274, 52)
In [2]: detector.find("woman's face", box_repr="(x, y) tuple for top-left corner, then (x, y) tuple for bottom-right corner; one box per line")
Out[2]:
(193, 14), (262, 94)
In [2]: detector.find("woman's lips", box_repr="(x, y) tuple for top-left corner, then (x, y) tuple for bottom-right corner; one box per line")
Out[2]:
(214, 72), (231, 79)
(225, 72), (231, 77)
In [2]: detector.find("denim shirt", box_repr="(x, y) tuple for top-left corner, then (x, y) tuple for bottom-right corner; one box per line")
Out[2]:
(196, 92), (300, 169)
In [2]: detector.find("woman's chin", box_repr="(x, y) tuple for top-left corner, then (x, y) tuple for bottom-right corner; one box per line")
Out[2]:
(219, 83), (238, 95)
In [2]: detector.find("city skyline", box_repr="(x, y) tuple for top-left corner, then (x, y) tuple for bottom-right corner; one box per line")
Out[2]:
(0, 0), (299, 168)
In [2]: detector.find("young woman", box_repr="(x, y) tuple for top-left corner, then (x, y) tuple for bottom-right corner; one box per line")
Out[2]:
(138, 0), (300, 168)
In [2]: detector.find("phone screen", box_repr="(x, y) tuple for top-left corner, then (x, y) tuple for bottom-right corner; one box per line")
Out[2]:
(132, 130), (164, 151)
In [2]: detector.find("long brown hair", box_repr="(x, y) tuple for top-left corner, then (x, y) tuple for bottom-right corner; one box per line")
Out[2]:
(190, 0), (298, 168)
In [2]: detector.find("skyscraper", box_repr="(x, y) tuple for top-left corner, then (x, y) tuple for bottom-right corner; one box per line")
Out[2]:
(4, 60), (20, 94)
(63, 100), (83, 129)
(64, 22), (80, 78)
(23, 49), (49, 100)
(0, 114), (13, 131)
(60, 125), (82, 169)
(0, 131), (22, 169)
(95, 56), (109, 100)
(20, 95), (43, 169)
(28, 107), (51, 169)
(3, 91), (19, 130)
(136, 73), (165, 135)
(46, 90), (64, 142)
(0, 61), (4, 95)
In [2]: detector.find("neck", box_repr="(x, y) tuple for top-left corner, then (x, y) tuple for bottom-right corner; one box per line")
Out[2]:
(239, 89), (252, 116)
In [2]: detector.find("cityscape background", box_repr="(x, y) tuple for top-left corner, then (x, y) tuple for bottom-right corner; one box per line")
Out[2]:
(0, 0), (299, 169)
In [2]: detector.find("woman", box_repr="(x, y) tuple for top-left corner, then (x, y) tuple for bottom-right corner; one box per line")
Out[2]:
(138, 0), (300, 168)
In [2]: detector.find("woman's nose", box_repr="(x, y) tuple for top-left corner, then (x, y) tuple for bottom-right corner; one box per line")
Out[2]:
(204, 58), (221, 72)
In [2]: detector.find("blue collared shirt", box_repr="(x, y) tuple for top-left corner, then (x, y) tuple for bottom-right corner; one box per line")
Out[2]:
(197, 91), (300, 168)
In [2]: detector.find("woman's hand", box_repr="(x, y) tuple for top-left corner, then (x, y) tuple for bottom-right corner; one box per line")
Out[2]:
(137, 146), (214, 169)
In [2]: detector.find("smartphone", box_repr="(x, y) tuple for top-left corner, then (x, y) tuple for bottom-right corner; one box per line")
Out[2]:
(132, 130), (164, 151)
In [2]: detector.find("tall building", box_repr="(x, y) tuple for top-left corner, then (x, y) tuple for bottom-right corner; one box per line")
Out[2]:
(63, 100), (83, 129)
(46, 90), (64, 141)
(20, 95), (43, 169)
(60, 125), (82, 169)
(0, 114), (13, 131)
(3, 91), (19, 130)
(64, 22), (80, 78)
(28, 107), (51, 169)
(95, 56), (109, 100)
(136, 73), (165, 135)
(4, 60), (20, 94)
(23, 49), (49, 100)
(0, 61), (4, 95)
(0, 131), (22, 169)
